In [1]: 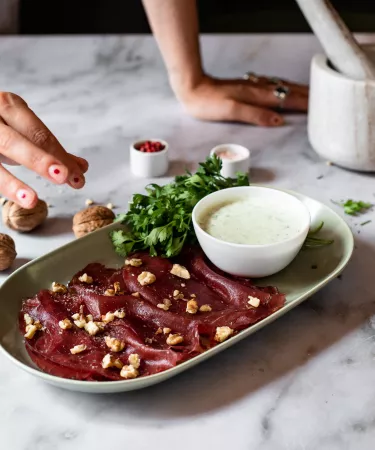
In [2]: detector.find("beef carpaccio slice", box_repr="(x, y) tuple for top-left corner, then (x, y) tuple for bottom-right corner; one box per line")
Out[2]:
(19, 250), (285, 381)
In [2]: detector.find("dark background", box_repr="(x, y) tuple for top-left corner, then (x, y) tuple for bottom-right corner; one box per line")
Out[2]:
(20, 0), (375, 34)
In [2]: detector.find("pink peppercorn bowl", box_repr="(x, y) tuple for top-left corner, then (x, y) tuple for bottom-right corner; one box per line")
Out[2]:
(130, 138), (169, 178)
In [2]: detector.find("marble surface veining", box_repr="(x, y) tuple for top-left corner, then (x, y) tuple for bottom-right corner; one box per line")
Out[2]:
(1, 34), (375, 450)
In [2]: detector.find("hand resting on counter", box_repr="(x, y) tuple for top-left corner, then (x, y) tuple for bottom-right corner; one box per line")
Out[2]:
(175, 74), (309, 127)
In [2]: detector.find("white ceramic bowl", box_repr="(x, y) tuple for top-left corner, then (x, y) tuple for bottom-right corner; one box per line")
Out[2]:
(210, 144), (250, 178)
(130, 139), (169, 177)
(192, 186), (311, 278)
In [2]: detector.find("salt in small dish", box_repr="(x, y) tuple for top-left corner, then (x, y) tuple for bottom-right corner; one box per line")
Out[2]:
(210, 144), (250, 178)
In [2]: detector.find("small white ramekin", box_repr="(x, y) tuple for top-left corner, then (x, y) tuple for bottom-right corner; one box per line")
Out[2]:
(130, 139), (169, 178)
(210, 144), (250, 178)
(192, 186), (310, 278)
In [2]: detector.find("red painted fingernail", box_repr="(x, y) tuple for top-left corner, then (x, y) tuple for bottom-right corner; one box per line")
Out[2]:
(272, 116), (283, 125)
(16, 189), (32, 205)
(48, 164), (66, 182)
(16, 189), (27, 200)
(70, 174), (85, 188)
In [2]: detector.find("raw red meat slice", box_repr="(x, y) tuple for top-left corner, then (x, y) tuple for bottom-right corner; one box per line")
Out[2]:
(19, 249), (285, 381)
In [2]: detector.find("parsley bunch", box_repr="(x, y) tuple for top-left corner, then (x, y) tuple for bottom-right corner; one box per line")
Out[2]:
(111, 155), (249, 258)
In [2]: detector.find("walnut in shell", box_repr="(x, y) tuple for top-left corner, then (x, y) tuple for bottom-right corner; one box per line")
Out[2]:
(2, 199), (48, 232)
(73, 205), (115, 238)
(0, 234), (16, 270)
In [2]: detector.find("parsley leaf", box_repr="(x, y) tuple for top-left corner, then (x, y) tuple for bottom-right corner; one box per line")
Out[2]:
(333, 199), (373, 216)
(111, 155), (249, 258)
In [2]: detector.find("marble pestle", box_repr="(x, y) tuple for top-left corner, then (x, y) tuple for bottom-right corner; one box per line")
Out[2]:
(295, 0), (375, 80)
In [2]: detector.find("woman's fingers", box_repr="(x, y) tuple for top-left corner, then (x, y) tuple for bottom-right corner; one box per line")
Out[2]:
(0, 122), (85, 187)
(0, 164), (38, 209)
(233, 81), (308, 112)
(251, 76), (309, 97)
(226, 100), (284, 127)
(0, 92), (85, 188)
(71, 154), (89, 173)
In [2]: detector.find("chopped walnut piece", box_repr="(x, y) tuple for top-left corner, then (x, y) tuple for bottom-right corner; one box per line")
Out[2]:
(102, 311), (115, 323)
(170, 264), (190, 279)
(186, 299), (198, 314)
(190, 294), (196, 298)
(137, 271), (156, 286)
(106, 203), (114, 210)
(34, 320), (43, 330)
(248, 296), (260, 308)
(155, 327), (163, 335)
(120, 365), (139, 379)
(145, 337), (154, 344)
(157, 303), (168, 311)
(125, 258), (143, 267)
(84, 321), (101, 336)
(166, 333), (184, 346)
(163, 327), (171, 335)
(104, 289), (115, 296)
(52, 282), (67, 294)
(132, 292), (140, 298)
(101, 353), (123, 369)
(199, 304), (212, 312)
(114, 309), (126, 319)
(214, 326), (234, 343)
(85, 199), (94, 206)
(86, 314), (93, 322)
(24, 313), (33, 325)
(59, 318), (73, 330)
(70, 344), (87, 354)
(173, 289), (184, 300)
(24, 324), (39, 339)
(157, 298), (172, 311)
(74, 318), (86, 329)
(105, 336), (125, 352)
(128, 353), (141, 369)
(95, 322), (106, 331)
(181, 283), (186, 287)
(78, 273), (93, 284)
(71, 308), (86, 328)
(113, 282), (121, 294)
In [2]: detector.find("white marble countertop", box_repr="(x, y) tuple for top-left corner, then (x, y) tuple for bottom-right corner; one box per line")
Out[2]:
(1, 34), (375, 450)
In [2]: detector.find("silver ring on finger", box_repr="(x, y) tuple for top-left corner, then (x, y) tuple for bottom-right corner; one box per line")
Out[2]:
(273, 85), (290, 109)
(243, 72), (259, 83)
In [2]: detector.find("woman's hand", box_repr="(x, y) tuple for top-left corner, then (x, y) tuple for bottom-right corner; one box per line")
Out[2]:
(143, 0), (308, 127)
(175, 74), (309, 127)
(0, 92), (88, 209)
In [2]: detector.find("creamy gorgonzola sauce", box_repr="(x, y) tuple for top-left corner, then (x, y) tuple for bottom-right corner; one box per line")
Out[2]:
(199, 197), (303, 245)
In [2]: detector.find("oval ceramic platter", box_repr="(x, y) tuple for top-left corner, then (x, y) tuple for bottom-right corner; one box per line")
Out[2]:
(0, 189), (354, 393)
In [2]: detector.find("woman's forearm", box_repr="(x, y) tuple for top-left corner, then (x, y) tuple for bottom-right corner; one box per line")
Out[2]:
(142, 0), (203, 96)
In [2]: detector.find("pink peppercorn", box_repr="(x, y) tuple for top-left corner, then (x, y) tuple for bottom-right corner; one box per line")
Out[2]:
(136, 141), (165, 153)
